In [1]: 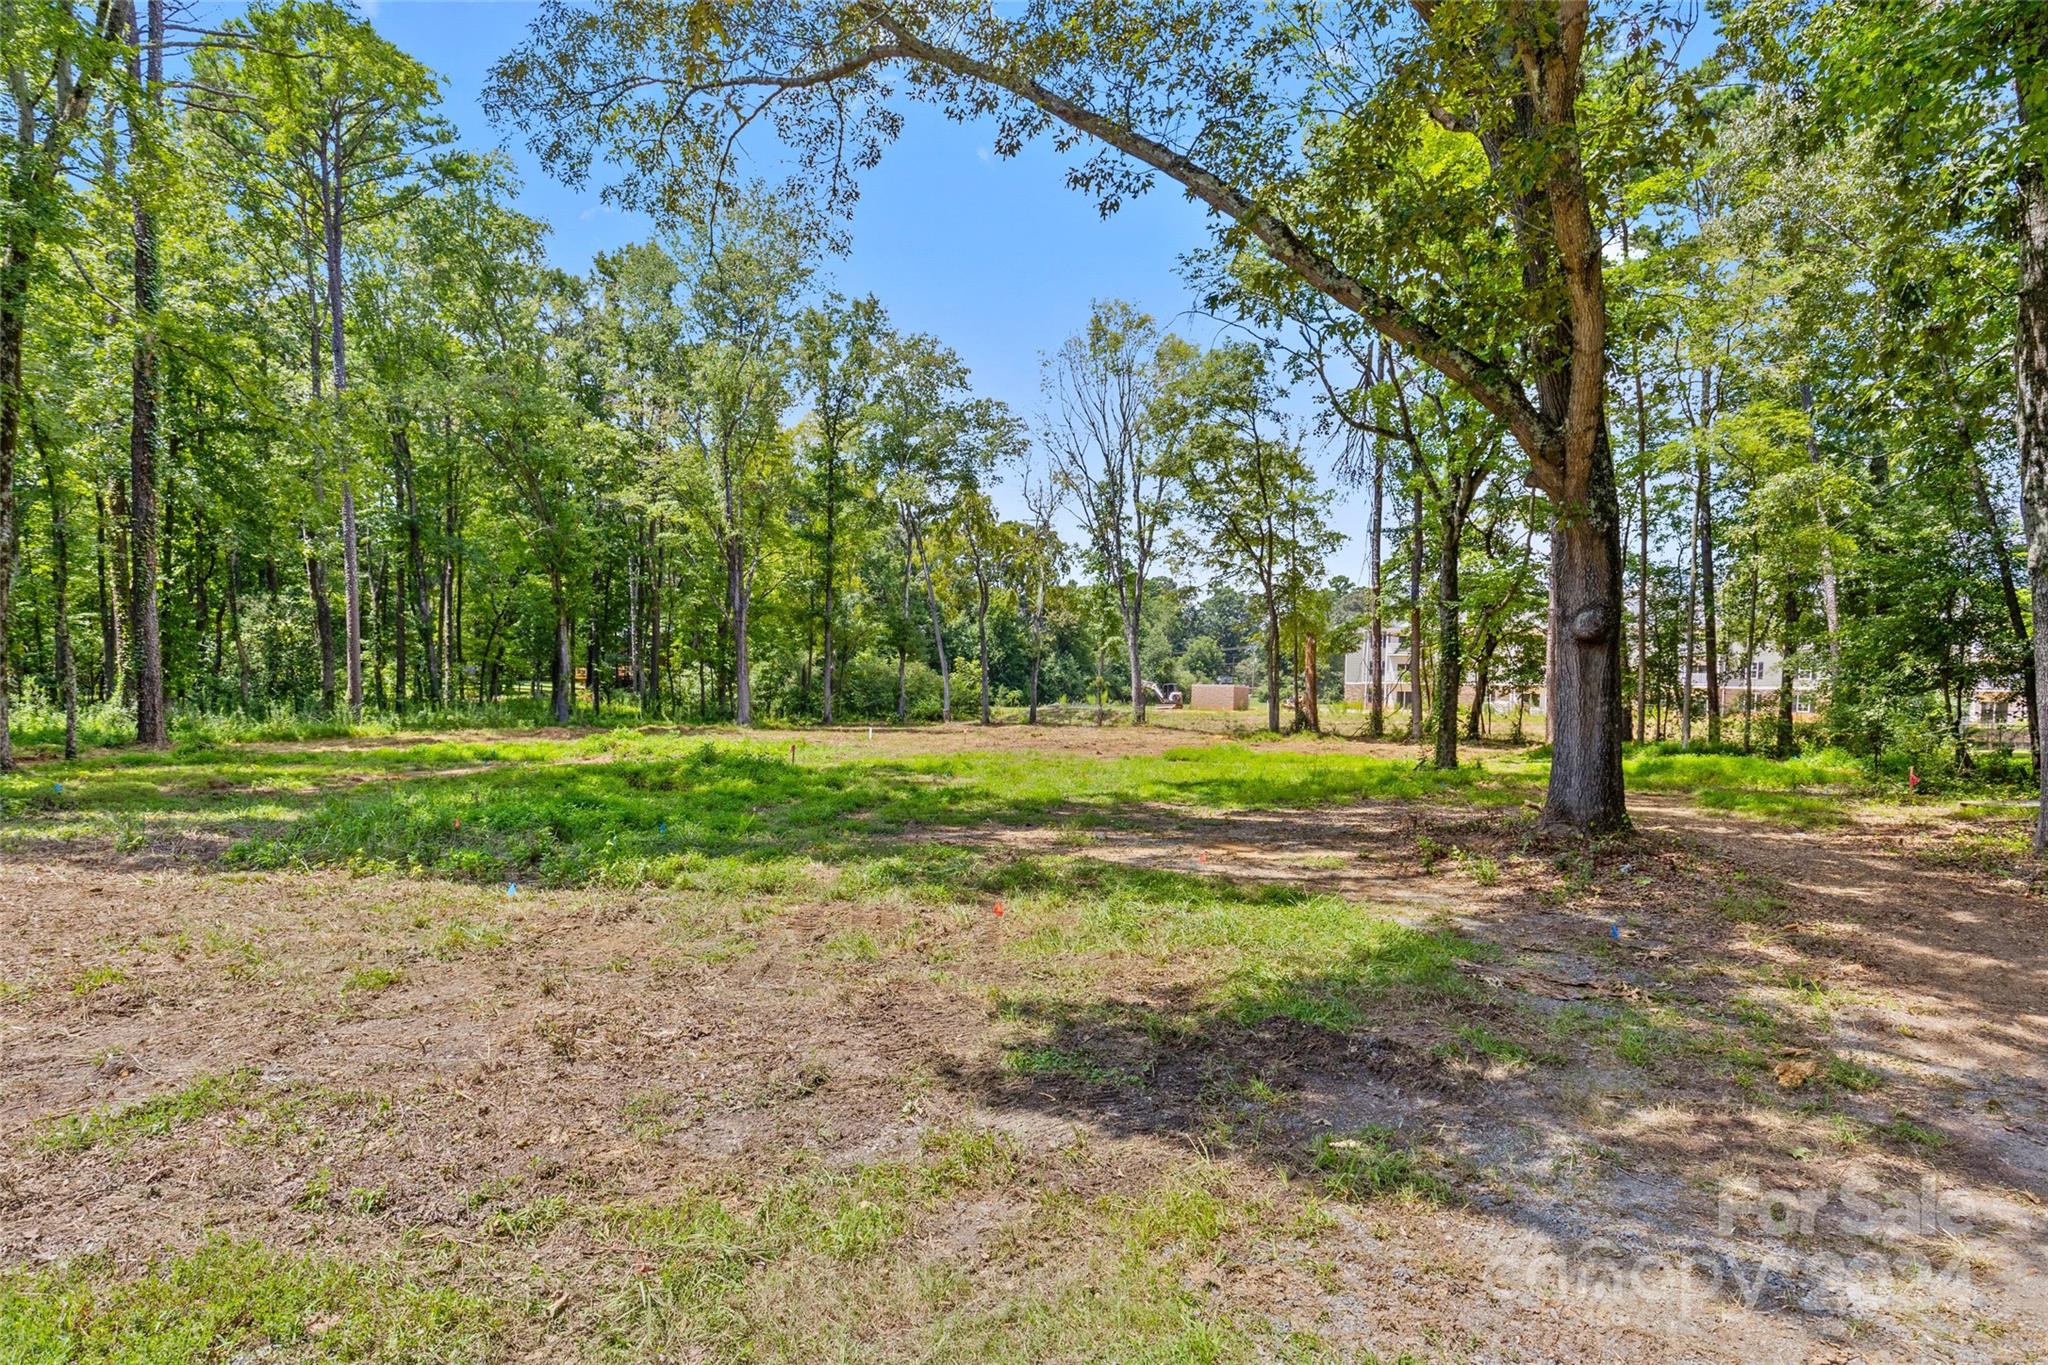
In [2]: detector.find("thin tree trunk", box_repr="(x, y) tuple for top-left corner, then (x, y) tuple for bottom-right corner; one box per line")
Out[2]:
(228, 548), (250, 709)
(35, 426), (77, 757)
(1265, 599), (1282, 734)
(1681, 479), (1699, 748)
(1408, 478), (1423, 746)
(1367, 430), (1385, 737)
(95, 488), (118, 702)
(915, 529), (949, 723)
(112, 476), (134, 708)
(731, 538), (752, 725)
(1776, 588), (1799, 759)
(1696, 442), (1720, 746)
(1965, 442), (2040, 778)
(1434, 516), (1460, 770)
(2023, 47), (2048, 849)
(127, 0), (167, 748)
(977, 581), (991, 725)
(1742, 557), (1759, 752)
(304, 524), (335, 712)
(0, 239), (22, 768)
(550, 574), (571, 724)
(1632, 344), (1652, 745)
(1802, 383), (1841, 646)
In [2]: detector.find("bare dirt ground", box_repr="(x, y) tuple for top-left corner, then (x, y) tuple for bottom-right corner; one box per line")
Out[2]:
(2, 724), (2043, 1361)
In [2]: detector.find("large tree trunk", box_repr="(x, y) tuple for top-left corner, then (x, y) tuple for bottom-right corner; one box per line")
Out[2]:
(1540, 435), (1629, 835)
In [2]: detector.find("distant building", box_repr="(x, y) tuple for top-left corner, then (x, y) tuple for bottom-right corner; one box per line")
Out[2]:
(1341, 629), (1544, 716)
(1685, 649), (1821, 718)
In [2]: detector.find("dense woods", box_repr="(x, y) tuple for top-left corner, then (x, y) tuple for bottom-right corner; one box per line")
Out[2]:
(4, 0), (2043, 838)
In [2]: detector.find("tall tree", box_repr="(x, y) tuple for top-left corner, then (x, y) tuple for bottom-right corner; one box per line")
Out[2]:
(198, 0), (449, 717)
(1040, 301), (1181, 725)
(489, 1), (1700, 832)
(1, 0), (124, 767)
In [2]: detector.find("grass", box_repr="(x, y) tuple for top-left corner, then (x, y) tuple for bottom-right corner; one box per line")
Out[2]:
(1312, 1127), (1453, 1204)
(341, 965), (405, 995)
(0, 722), (1990, 1357)
(0, 1237), (500, 1362)
(35, 1070), (259, 1153)
(1001, 1044), (1145, 1088)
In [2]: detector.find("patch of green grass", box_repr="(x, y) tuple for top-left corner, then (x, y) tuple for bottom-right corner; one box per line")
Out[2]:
(818, 929), (881, 962)
(341, 965), (405, 995)
(1879, 1113), (1946, 1148)
(0, 1236), (500, 1361)
(1713, 887), (1790, 925)
(1459, 852), (1501, 885)
(1695, 788), (1849, 828)
(1001, 1045), (1144, 1088)
(430, 919), (509, 961)
(1437, 1023), (1542, 1067)
(36, 1070), (258, 1153)
(1312, 1127), (1452, 1204)
(1823, 1056), (1886, 1094)
(483, 1195), (569, 1240)
(68, 964), (128, 997)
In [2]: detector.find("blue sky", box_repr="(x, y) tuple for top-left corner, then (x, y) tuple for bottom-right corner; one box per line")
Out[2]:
(344, 1), (1376, 583)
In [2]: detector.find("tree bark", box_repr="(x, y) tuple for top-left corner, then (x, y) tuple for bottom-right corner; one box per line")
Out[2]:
(1695, 442), (1720, 747)
(1776, 588), (1799, 759)
(127, 0), (167, 748)
(1541, 428), (1628, 834)
(976, 578), (992, 725)
(303, 524), (336, 712)
(550, 574), (571, 724)
(228, 548), (251, 709)
(0, 242), (22, 769)
(36, 425), (77, 758)
(1433, 516), (1461, 770)
(1408, 477), (1423, 746)
(1367, 431), (1386, 737)
(915, 528), (949, 723)
(1264, 600), (1282, 734)
(95, 488), (119, 702)
(2021, 46), (2048, 852)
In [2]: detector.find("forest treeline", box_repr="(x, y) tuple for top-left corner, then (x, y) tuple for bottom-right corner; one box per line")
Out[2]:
(2, 1), (2040, 836)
